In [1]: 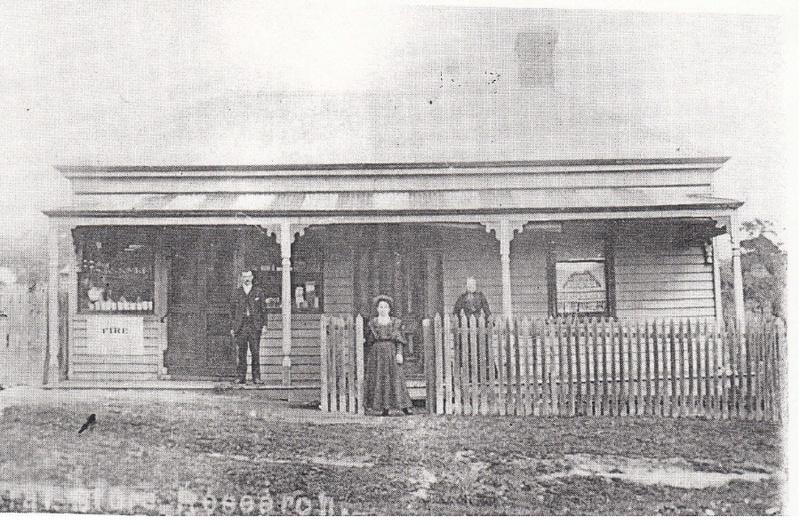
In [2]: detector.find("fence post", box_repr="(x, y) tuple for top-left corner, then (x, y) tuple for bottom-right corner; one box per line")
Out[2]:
(422, 318), (435, 414)
(355, 315), (365, 415)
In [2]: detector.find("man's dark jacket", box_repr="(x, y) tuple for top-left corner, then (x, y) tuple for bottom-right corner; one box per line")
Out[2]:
(230, 286), (268, 333)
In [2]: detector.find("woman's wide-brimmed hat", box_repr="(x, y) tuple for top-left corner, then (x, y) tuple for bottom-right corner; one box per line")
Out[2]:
(372, 294), (394, 311)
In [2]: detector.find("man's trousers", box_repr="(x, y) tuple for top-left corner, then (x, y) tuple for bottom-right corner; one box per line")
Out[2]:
(235, 323), (262, 381)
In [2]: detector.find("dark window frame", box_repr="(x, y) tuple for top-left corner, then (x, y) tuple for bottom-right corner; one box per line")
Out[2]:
(547, 235), (616, 318)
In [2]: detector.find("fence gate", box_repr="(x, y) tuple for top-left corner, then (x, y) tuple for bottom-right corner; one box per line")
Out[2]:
(319, 315), (365, 414)
(421, 314), (786, 421)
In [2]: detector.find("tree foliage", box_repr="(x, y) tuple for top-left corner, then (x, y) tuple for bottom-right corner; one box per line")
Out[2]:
(721, 219), (786, 320)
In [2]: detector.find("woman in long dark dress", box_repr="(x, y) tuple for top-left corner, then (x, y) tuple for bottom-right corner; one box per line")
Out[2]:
(365, 295), (412, 416)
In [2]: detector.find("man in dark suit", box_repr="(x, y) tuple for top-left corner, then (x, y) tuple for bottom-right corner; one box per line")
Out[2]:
(453, 277), (492, 318)
(230, 270), (268, 384)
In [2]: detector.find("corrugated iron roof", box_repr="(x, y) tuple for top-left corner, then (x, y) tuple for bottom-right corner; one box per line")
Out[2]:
(45, 188), (742, 217)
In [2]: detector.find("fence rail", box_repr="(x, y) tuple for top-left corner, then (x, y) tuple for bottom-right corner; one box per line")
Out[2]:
(320, 314), (786, 421)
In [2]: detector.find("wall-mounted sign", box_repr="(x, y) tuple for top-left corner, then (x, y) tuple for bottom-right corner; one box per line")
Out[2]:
(86, 315), (145, 355)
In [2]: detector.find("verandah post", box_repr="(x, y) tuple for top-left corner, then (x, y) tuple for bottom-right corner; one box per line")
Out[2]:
(279, 221), (293, 386)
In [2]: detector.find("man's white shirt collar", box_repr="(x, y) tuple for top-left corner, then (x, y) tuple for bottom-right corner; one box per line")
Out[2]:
(242, 283), (253, 295)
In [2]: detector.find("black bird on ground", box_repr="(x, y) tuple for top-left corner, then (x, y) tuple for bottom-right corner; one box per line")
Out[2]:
(78, 414), (96, 434)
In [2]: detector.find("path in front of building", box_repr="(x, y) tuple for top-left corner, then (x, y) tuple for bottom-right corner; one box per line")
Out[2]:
(0, 385), (379, 426)
(0, 385), (784, 515)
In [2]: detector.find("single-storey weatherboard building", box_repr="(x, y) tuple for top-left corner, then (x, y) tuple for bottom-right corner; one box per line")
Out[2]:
(43, 157), (746, 400)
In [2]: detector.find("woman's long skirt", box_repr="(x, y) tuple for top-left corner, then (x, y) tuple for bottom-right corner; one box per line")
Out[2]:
(366, 341), (412, 411)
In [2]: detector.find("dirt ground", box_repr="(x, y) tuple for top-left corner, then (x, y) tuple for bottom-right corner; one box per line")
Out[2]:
(0, 386), (785, 515)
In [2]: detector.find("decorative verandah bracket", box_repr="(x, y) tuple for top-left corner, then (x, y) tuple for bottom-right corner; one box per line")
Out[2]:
(481, 218), (526, 319)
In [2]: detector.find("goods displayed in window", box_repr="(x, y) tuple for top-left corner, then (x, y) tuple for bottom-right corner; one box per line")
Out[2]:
(252, 265), (323, 312)
(78, 233), (154, 313)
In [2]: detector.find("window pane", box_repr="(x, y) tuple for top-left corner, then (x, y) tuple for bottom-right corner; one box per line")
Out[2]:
(556, 261), (606, 314)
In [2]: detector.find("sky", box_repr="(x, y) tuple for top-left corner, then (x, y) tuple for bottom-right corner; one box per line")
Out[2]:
(0, 0), (796, 242)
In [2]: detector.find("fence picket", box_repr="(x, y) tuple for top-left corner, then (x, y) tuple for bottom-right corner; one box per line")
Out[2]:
(329, 318), (339, 411)
(686, 319), (700, 416)
(514, 318), (524, 416)
(338, 318), (348, 412)
(610, 320), (619, 417)
(489, 316), (500, 415)
(434, 314), (444, 414)
(588, 319), (600, 416)
(469, 315), (480, 415)
(345, 316), (356, 413)
(476, 314), (488, 415)
(458, 313), (469, 415)
(766, 321), (777, 421)
(765, 322), (775, 421)
(520, 317), (532, 416)
(623, 320), (632, 416)
(699, 319), (709, 418)
(551, 321), (559, 417)
(574, 320), (584, 416)
(677, 319), (686, 417)
(444, 314), (455, 414)
(531, 319), (542, 416)
(560, 320), (575, 416)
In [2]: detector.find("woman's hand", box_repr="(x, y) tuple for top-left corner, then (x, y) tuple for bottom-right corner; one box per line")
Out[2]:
(395, 353), (403, 364)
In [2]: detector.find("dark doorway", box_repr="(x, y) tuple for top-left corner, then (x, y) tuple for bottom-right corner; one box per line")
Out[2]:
(352, 224), (443, 378)
(166, 228), (238, 379)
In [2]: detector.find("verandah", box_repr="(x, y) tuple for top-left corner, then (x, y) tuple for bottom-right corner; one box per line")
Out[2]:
(320, 315), (785, 421)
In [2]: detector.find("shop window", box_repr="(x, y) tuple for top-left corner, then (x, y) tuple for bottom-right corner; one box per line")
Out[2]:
(555, 260), (608, 316)
(251, 242), (323, 313)
(77, 229), (154, 313)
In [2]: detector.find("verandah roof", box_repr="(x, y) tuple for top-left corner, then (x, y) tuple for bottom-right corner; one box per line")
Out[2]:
(45, 187), (741, 218)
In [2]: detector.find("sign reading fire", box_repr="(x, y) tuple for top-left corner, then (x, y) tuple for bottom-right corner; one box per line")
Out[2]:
(86, 315), (145, 355)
